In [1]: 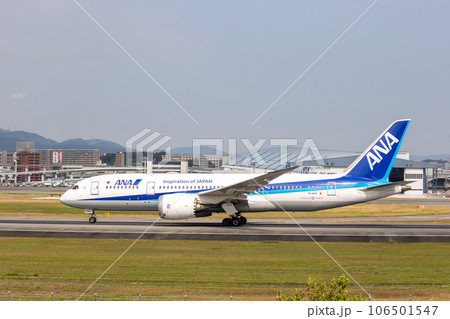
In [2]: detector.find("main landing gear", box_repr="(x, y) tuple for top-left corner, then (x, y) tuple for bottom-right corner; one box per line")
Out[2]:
(222, 214), (247, 227)
(85, 209), (97, 224)
(220, 202), (246, 227)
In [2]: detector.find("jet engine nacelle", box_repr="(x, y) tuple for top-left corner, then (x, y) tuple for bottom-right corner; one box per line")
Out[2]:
(158, 193), (205, 220)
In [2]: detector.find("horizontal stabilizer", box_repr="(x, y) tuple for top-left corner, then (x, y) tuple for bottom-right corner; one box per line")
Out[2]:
(363, 181), (413, 190)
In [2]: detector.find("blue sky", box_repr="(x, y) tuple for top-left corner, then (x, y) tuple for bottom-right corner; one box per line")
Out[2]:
(1, 0), (449, 156)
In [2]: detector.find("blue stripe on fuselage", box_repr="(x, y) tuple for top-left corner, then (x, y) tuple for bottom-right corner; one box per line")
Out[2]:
(82, 176), (389, 201)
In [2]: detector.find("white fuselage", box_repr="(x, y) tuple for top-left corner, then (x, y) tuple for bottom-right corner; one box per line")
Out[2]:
(60, 172), (400, 214)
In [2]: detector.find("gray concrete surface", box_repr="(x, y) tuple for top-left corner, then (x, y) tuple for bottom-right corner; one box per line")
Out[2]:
(368, 198), (450, 206)
(0, 216), (449, 242)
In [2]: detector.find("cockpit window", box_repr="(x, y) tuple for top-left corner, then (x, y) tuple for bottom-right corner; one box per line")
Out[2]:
(71, 185), (79, 190)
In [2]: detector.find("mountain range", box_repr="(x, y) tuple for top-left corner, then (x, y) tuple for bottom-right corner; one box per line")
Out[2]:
(0, 128), (125, 154)
(410, 154), (450, 161)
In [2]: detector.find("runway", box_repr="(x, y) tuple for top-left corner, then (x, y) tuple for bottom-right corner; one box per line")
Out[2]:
(0, 216), (449, 243)
(368, 198), (450, 206)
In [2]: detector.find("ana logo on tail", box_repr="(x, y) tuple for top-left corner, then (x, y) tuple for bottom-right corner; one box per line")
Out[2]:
(366, 132), (399, 171)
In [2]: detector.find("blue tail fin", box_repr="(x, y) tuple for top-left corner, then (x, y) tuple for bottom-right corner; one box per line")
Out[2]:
(344, 119), (411, 181)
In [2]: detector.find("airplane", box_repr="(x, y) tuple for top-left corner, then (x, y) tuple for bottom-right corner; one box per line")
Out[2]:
(60, 119), (411, 226)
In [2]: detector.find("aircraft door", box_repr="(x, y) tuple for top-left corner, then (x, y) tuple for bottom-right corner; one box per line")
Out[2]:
(146, 181), (155, 195)
(91, 181), (99, 195)
(327, 182), (336, 196)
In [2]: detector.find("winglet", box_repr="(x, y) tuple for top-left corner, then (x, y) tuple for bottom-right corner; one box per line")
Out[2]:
(343, 119), (411, 181)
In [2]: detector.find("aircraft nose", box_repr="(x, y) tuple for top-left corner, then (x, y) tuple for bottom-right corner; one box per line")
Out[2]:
(60, 191), (69, 206)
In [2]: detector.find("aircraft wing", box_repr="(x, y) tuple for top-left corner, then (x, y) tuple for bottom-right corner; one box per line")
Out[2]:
(198, 166), (299, 205)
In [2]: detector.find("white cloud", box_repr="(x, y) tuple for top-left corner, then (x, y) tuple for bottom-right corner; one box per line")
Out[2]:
(9, 92), (27, 105)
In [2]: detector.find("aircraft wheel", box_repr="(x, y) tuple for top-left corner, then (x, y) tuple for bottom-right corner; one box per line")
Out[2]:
(89, 216), (97, 224)
(222, 218), (231, 226)
(238, 216), (247, 225)
(231, 218), (240, 226)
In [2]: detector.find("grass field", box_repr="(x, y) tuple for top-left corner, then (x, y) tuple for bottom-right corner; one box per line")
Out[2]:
(0, 238), (449, 301)
(0, 197), (448, 220)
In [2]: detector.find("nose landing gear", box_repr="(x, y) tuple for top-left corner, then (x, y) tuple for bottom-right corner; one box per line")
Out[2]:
(85, 209), (97, 224)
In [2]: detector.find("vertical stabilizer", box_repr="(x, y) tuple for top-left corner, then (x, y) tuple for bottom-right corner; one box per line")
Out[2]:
(344, 119), (410, 181)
